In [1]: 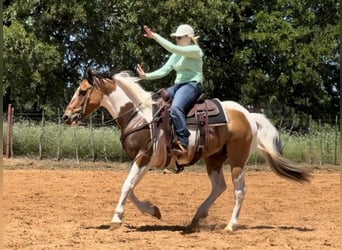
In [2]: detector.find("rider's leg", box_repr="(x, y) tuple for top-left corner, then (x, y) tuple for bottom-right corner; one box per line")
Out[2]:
(169, 82), (202, 148)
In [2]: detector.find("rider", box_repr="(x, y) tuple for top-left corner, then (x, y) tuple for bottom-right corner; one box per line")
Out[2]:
(137, 24), (203, 157)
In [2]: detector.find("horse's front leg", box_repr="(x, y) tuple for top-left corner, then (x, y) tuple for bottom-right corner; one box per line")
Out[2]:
(129, 190), (161, 220)
(111, 160), (150, 225)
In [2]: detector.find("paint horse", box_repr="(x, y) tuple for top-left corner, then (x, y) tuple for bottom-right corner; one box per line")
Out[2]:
(63, 69), (311, 232)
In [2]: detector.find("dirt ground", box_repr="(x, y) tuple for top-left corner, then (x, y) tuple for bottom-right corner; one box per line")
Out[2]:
(2, 158), (340, 250)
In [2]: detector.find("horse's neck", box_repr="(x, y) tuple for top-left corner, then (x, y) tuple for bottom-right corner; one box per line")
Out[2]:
(100, 87), (152, 129)
(113, 74), (153, 121)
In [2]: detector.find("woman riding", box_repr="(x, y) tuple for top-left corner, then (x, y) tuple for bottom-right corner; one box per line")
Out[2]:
(137, 24), (203, 157)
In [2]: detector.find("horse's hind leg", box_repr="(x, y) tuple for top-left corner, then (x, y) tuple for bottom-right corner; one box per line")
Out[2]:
(224, 166), (246, 232)
(189, 154), (227, 229)
(224, 143), (250, 232)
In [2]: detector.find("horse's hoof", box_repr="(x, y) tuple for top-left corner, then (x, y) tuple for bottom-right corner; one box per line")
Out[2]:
(223, 223), (236, 233)
(187, 219), (200, 232)
(109, 222), (122, 230)
(189, 212), (208, 228)
(153, 206), (162, 219)
(109, 214), (122, 230)
(182, 226), (199, 234)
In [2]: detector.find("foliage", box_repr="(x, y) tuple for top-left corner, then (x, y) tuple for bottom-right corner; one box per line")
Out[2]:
(239, 1), (340, 120)
(3, 0), (340, 127)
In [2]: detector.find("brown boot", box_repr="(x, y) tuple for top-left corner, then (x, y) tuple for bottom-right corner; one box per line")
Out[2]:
(170, 141), (188, 158)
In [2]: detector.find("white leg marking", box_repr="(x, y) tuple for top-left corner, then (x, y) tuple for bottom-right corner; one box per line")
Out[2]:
(129, 191), (159, 217)
(111, 162), (150, 224)
(225, 172), (246, 231)
(191, 169), (226, 225)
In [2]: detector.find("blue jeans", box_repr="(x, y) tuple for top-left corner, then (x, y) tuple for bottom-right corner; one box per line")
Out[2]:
(167, 81), (202, 147)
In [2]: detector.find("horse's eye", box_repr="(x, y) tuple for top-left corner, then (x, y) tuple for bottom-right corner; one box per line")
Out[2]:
(79, 90), (87, 96)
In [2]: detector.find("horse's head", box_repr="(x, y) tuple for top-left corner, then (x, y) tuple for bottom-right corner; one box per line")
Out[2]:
(63, 68), (112, 125)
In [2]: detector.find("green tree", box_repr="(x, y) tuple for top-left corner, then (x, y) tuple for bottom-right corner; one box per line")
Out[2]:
(238, 0), (339, 122)
(3, 0), (84, 113)
(3, 20), (62, 113)
(3, 0), (339, 126)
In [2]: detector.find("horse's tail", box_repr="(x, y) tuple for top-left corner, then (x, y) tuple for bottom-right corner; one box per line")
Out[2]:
(250, 113), (312, 184)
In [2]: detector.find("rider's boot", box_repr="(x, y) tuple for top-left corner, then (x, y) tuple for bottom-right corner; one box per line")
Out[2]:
(170, 140), (188, 158)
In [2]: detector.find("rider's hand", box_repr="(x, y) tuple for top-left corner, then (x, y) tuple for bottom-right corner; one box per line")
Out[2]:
(143, 25), (154, 39)
(136, 64), (146, 79)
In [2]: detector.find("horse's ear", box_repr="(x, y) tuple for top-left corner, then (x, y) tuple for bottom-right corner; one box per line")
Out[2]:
(86, 68), (95, 85)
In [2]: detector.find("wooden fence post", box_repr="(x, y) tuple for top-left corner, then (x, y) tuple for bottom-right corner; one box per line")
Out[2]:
(10, 106), (14, 157)
(319, 119), (323, 166)
(334, 115), (338, 165)
(6, 104), (13, 158)
(57, 108), (62, 161)
(73, 127), (79, 164)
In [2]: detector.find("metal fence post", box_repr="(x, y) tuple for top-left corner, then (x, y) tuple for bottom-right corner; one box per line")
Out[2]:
(90, 115), (95, 162)
(6, 104), (13, 158)
(308, 115), (312, 164)
(38, 110), (45, 160)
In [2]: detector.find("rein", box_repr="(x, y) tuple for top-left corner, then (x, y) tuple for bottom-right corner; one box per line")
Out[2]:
(120, 122), (150, 146)
(119, 92), (164, 160)
(119, 103), (151, 138)
(119, 108), (152, 160)
(116, 92), (159, 141)
(113, 105), (139, 122)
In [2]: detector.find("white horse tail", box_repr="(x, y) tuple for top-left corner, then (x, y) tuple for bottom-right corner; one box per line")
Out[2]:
(250, 113), (311, 183)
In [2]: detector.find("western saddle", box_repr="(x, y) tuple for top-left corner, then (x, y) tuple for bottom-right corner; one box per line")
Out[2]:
(151, 89), (227, 172)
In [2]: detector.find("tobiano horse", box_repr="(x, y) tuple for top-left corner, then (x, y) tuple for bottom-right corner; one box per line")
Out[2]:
(63, 68), (311, 232)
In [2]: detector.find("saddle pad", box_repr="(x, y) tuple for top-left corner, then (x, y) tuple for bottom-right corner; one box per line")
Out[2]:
(186, 98), (228, 125)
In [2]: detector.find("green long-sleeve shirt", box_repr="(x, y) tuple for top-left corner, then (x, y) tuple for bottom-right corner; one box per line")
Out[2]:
(145, 33), (203, 84)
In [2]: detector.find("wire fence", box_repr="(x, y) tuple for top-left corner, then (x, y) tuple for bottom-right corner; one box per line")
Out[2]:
(3, 108), (340, 165)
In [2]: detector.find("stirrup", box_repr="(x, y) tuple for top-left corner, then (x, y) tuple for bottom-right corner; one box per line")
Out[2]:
(170, 148), (186, 158)
(165, 164), (184, 174)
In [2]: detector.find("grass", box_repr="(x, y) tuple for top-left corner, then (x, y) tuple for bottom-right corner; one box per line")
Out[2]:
(3, 121), (127, 161)
(3, 121), (340, 165)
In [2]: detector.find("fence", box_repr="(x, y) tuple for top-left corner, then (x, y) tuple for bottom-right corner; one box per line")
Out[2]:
(3, 107), (340, 165)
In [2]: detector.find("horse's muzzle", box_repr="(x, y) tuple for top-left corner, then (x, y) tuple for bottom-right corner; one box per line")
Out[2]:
(62, 112), (81, 125)
(62, 114), (69, 122)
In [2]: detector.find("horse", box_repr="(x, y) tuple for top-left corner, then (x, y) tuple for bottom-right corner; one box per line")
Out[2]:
(62, 68), (311, 232)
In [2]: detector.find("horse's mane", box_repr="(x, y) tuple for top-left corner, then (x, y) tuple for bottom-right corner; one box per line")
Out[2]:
(112, 72), (154, 110)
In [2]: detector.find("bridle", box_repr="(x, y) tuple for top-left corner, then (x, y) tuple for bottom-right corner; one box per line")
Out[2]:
(78, 74), (161, 123)
(78, 85), (95, 120)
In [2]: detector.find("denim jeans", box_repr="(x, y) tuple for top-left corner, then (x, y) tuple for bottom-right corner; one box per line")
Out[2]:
(167, 81), (202, 147)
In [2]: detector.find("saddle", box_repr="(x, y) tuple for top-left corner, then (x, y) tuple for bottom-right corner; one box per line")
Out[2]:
(151, 89), (227, 170)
